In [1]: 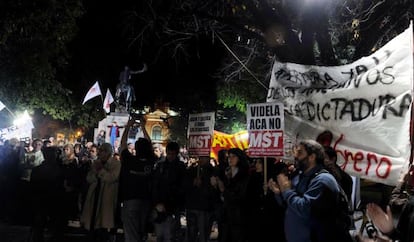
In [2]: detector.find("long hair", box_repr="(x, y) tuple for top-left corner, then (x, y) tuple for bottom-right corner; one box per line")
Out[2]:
(227, 148), (250, 177)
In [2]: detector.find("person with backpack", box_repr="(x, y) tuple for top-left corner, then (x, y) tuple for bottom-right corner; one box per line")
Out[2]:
(268, 139), (354, 242)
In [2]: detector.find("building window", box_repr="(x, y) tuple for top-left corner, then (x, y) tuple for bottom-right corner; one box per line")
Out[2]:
(152, 126), (162, 141)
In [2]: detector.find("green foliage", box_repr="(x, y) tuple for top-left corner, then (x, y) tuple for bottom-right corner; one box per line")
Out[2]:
(217, 78), (267, 113)
(0, 0), (84, 121)
(217, 88), (248, 112)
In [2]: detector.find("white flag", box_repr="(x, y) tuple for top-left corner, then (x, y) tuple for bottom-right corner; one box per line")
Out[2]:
(0, 101), (5, 111)
(103, 89), (114, 113)
(82, 81), (102, 104)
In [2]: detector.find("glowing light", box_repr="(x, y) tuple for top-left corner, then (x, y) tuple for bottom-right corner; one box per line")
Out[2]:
(13, 110), (31, 126)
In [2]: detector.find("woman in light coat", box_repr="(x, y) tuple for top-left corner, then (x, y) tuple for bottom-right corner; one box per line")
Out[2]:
(81, 143), (121, 241)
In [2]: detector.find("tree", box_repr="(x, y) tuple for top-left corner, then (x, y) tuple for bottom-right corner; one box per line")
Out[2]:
(0, 0), (84, 122)
(120, 0), (413, 115)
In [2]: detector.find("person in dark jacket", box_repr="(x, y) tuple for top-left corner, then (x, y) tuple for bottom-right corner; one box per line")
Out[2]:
(323, 146), (353, 202)
(184, 156), (216, 242)
(119, 137), (155, 242)
(211, 148), (250, 242)
(152, 141), (186, 242)
(30, 147), (65, 242)
(246, 158), (286, 242)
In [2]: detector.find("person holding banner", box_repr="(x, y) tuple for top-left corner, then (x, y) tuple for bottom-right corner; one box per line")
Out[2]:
(246, 158), (286, 242)
(268, 140), (353, 242)
(183, 156), (216, 242)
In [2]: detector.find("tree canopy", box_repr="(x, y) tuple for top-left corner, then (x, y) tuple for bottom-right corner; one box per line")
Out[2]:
(121, 0), (413, 112)
(0, 0), (83, 121)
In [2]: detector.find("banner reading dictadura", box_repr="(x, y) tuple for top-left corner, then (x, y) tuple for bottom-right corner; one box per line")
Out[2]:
(267, 23), (413, 186)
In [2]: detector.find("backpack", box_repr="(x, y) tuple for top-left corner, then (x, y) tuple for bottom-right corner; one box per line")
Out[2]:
(310, 169), (354, 231)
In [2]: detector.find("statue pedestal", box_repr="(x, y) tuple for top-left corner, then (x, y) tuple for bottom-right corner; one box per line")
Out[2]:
(94, 112), (130, 152)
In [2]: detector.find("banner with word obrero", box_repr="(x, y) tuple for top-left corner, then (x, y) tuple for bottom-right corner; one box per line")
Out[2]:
(267, 23), (413, 186)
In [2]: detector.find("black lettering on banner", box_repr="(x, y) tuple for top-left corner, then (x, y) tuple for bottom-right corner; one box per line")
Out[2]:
(287, 94), (412, 122)
(321, 103), (331, 121)
(381, 66), (395, 84)
(372, 56), (379, 65)
(269, 118), (281, 129)
(272, 65), (395, 98)
(251, 105), (280, 117)
(383, 93), (412, 119)
(250, 118), (267, 129)
(366, 69), (381, 85)
(324, 73), (338, 87)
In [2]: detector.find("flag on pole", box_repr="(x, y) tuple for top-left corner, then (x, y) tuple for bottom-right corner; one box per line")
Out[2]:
(103, 89), (114, 113)
(0, 101), (5, 111)
(82, 81), (102, 104)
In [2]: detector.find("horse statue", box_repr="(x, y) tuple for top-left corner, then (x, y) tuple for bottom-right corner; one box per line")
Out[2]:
(115, 64), (147, 112)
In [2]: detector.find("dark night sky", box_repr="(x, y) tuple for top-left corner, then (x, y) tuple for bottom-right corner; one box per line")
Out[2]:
(66, 1), (225, 111)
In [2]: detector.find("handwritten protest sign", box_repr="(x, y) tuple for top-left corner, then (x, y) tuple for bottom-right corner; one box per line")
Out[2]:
(247, 102), (284, 157)
(187, 112), (215, 156)
(267, 23), (413, 185)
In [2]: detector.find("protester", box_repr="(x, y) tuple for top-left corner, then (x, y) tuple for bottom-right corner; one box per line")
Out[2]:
(246, 158), (286, 242)
(211, 148), (250, 242)
(61, 143), (82, 224)
(119, 137), (155, 242)
(81, 143), (121, 242)
(183, 156), (216, 242)
(356, 167), (414, 242)
(323, 146), (353, 201)
(30, 147), (65, 242)
(151, 141), (186, 242)
(268, 139), (353, 242)
(209, 148), (228, 242)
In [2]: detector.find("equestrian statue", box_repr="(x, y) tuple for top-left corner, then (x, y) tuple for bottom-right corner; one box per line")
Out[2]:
(115, 64), (147, 112)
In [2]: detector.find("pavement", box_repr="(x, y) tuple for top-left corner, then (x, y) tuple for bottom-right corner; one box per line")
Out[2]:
(0, 218), (219, 242)
(0, 208), (372, 242)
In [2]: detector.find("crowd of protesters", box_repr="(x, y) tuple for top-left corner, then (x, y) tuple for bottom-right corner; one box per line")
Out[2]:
(0, 124), (414, 242)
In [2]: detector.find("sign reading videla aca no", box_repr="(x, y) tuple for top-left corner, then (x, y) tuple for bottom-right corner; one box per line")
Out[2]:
(187, 112), (215, 156)
(247, 102), (284, 157)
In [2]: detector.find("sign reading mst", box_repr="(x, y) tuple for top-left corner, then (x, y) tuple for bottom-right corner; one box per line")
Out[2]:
(247, 102), (284, 156)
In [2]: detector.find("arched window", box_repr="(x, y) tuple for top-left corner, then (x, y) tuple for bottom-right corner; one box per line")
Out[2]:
(152, 125), (162, 141)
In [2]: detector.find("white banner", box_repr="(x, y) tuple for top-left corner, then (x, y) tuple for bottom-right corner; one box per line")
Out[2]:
(0, 121), (34, 141)
(267, 24), (413, 186)
(187, 112), (215, 156)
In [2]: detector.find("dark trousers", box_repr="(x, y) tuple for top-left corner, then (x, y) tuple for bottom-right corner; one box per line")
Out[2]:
(121, 199), (151, 242)
(186, 209), (211, 242)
